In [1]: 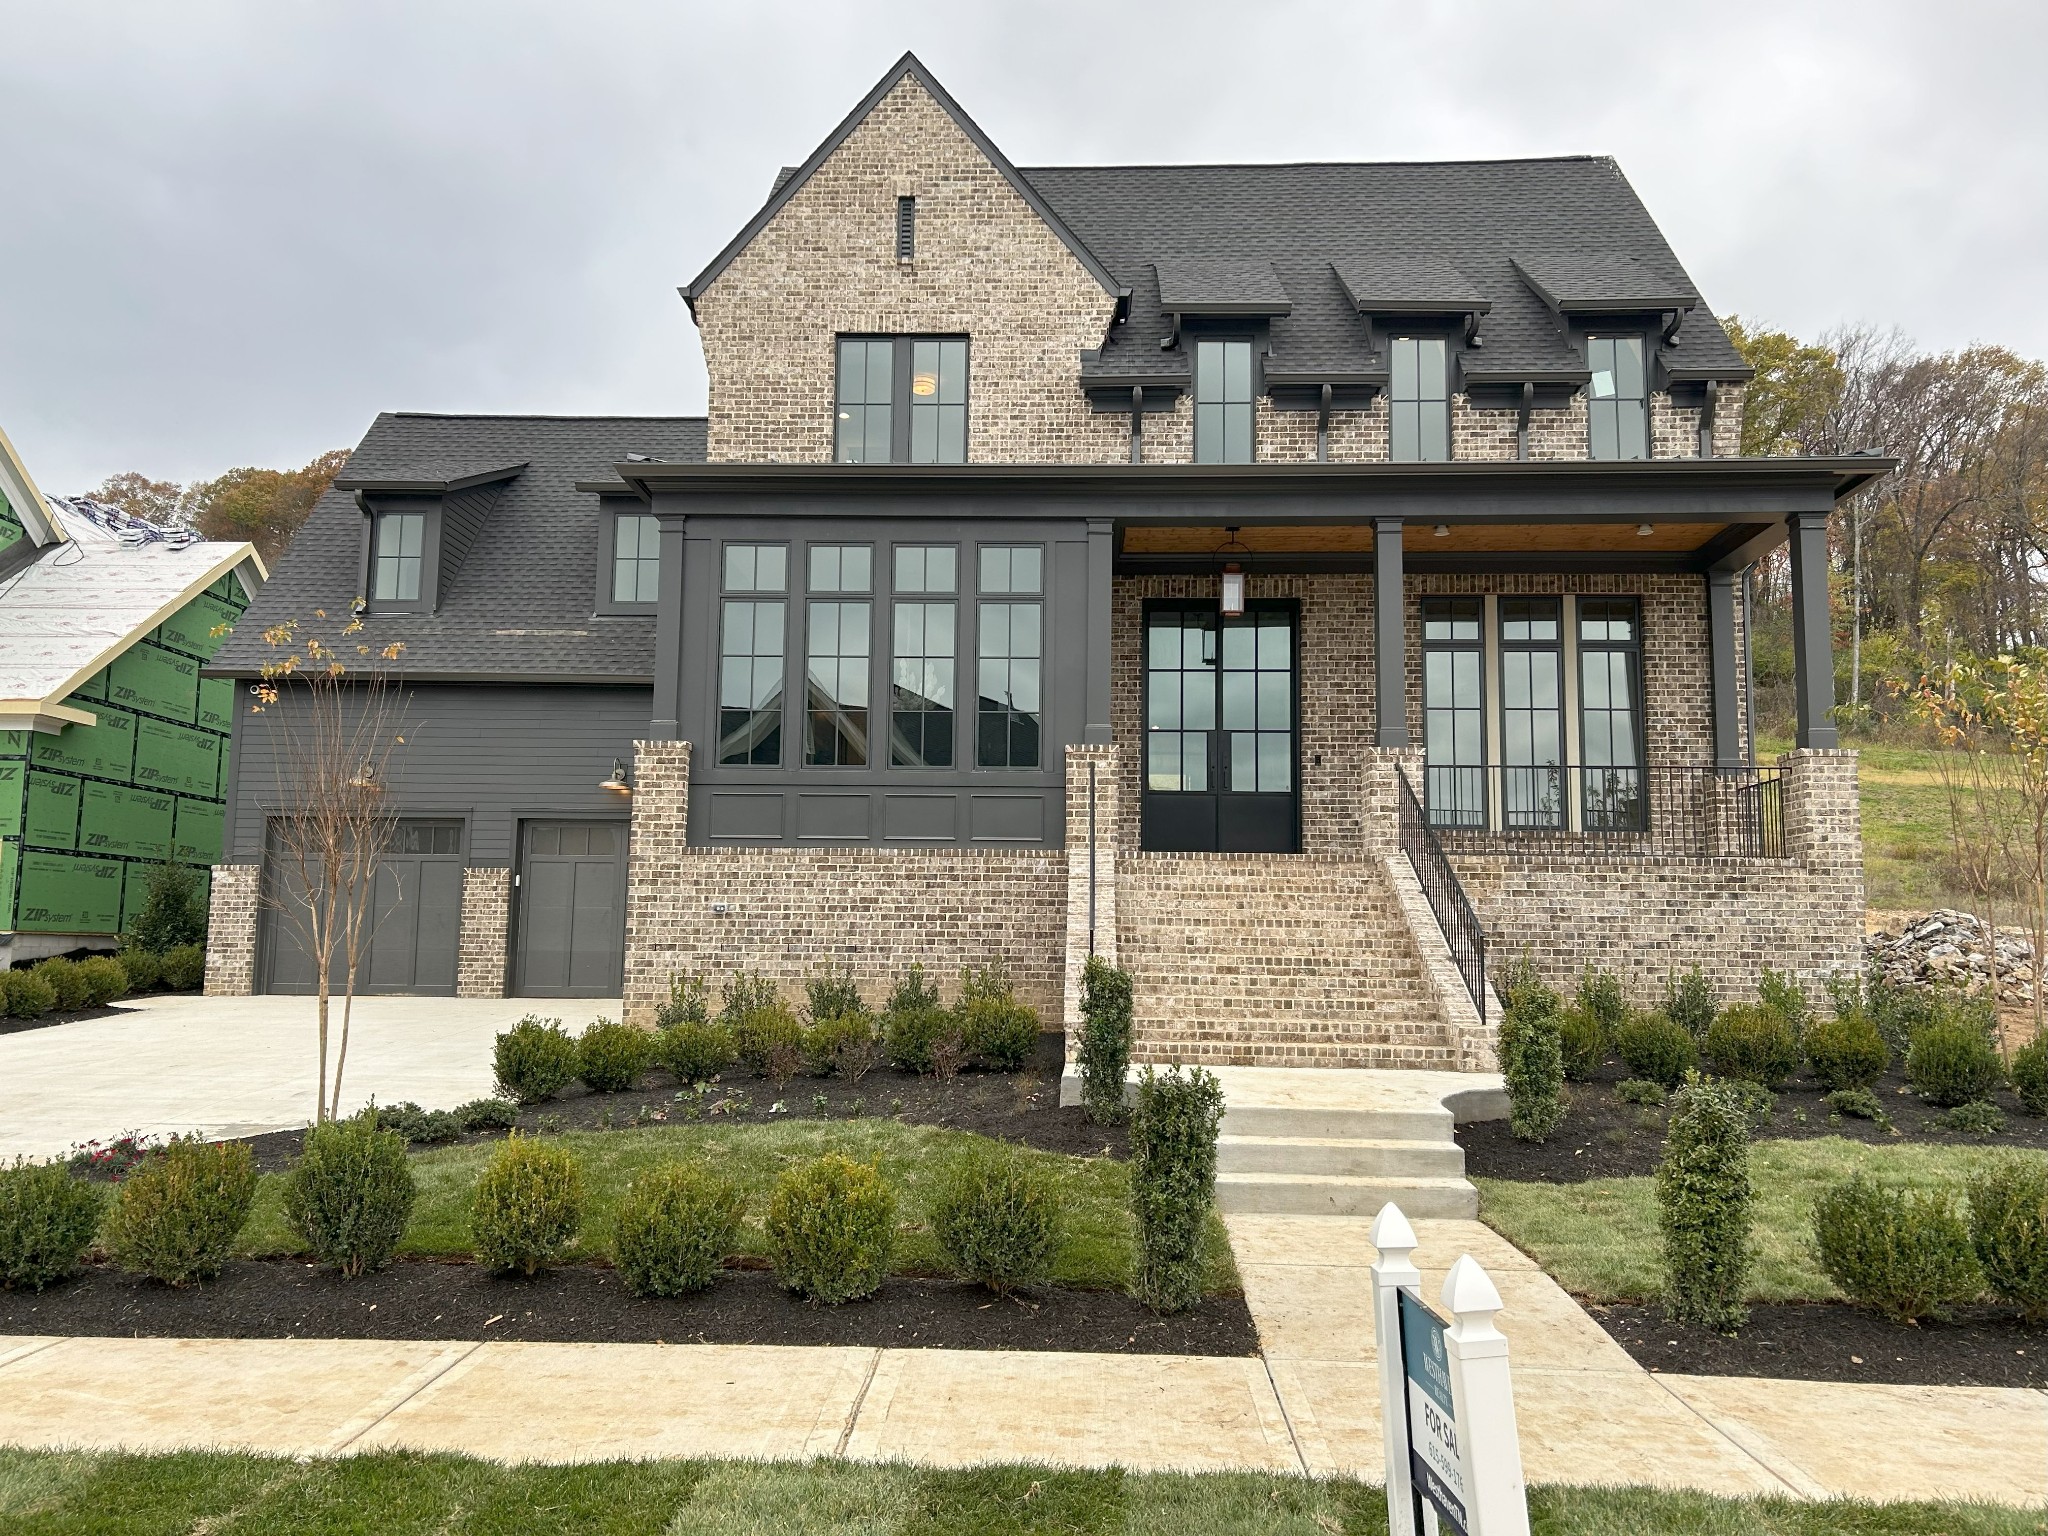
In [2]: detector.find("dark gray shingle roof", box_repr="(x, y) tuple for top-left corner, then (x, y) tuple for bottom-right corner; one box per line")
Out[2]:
(211, 413), (706, 680)
(1020, 157), (1748, 386)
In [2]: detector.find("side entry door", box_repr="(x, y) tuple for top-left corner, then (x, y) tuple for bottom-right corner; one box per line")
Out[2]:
(514, 820), (627, 997)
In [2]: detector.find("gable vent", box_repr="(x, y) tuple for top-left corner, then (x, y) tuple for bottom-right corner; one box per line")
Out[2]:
(896, 195), (916, 261)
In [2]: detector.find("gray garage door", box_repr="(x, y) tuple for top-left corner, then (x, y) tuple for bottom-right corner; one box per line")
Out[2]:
(514, 820), (627, 997)
(261, 821), (465, 996)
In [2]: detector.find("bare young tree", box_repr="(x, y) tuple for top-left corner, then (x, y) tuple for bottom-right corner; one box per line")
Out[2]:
(251, 614), (410, 1121)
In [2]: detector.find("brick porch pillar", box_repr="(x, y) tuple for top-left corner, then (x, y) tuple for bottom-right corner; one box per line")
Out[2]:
(622, 739), (692, 1027)
(1782, 746), (1864, 976)
(202, 863), (260, 996)
(455, 868), (513, 998)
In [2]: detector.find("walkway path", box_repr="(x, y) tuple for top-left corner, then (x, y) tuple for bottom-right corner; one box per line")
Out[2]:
(0, 994), (620, 1160)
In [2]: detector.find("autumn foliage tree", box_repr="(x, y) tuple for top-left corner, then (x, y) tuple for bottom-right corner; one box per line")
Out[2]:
(85, 449), (349, 563)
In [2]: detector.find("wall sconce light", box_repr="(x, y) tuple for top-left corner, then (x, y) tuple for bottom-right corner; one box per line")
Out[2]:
(599, 758), (633, 794)
(1636, 523), (1655, 538)
(1433, 523), (1451, 538)
(1216, 526), (1250, 617)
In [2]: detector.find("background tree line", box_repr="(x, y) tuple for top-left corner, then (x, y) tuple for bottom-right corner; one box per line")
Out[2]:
(81, 449), (350, 563)
(1732, 320), (2048, 736)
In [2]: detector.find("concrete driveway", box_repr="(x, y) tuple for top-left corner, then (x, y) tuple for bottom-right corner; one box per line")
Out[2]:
(0, 993), (621, 1161)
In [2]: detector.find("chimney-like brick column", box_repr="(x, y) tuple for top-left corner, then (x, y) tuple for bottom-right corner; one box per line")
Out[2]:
(621, 739), (693, 1027)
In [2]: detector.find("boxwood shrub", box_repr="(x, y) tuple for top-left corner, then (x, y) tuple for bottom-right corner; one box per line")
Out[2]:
(1656, 1073), (1755, 1331)
(611, 1161), (745, 1298)
(1906, 1020), (2005, 1108)
(33, 959), (91, 1013)
(1705, 1004), (1799, 1088)
(2011, 1036), (2048, 1118)
(106, 1138), (258, 1286)
(1803, 1009), (1890, 1092)
(116, 949), (164, 993)
(658, 1020), (737, 1085)
(1498, 998), (1565, 1143)
(576, 1018), (651, 1094)
(1078, 957), (1134, 1126)
(765, 1153), (895, 1304)
(1968, 1158), (2048, 1324)
(160, 944), (206, 992)
(881, 965), (956, 1075)
(1812, 1175), (1983, 1323)
(494, 1017), (580, 1104)
(1555, 1005), (1607, 1082)
(930, 1146), (1062, 1295)
(803, 1013), (878, 1081)
(469, 1135), (583, 1276)
(282, 1110), (416, 1277)
(1, 969), (57, 1021)
(1615, 1011), (1698, 1089)
(75, 956), (130, 1007)
(1129, 1065), (1225, 1314)
(0, 1158), (105, 1291)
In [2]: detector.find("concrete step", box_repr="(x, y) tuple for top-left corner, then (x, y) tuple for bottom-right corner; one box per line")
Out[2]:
(1215, 1171), (1478, 1219)
(1217, 1133), (1466, 1180)
(1218, 1103), (1452, 1141)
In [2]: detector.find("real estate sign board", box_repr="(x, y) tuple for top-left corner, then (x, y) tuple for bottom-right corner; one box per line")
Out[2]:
(1399, 1287), (1468, 1534)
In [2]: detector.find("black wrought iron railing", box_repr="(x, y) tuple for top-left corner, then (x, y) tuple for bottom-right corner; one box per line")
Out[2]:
(1396, 766), (1489, 1021)
(1421, 762), (1785, 858)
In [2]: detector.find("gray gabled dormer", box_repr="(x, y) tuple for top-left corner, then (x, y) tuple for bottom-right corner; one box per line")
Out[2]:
(337, 461), (526, 613)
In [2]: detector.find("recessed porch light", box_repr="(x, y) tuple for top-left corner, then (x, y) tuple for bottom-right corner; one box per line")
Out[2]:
(1636, 523), (1655, 537)
(1433, 524), (1450, 538)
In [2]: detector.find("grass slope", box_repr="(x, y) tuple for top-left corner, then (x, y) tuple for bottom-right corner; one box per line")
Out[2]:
(0, 1450), (2037, 1536)
(1477, 1137), (2022, 1302)
(234, 1120), (1238, 1295)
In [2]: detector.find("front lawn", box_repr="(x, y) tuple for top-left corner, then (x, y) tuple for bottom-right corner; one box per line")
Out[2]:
(233, 1119), (1238, 1295)
(0, 1449), (2037, 1536)
(1476, 1137), (2020, 1302)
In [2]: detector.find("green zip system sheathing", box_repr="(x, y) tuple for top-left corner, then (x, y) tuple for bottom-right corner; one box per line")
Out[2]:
(0, 488), (23, 557)
(0, 572), (250, 935)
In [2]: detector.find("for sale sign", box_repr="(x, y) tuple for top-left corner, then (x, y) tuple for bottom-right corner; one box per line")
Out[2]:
(1398, 1288), (1468, 1534)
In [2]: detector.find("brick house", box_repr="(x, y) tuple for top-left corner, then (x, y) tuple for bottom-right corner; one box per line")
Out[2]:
(204, 54), (1884, 1070)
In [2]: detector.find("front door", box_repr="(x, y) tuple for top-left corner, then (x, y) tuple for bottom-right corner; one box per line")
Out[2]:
(1141, 601), (1299, 852)
(514, 820), (627, 997)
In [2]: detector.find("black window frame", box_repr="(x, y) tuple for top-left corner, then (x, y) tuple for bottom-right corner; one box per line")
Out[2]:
(596, 505), (662, 615)
(1421, 596), (1486, 828)
(803, 544), (874, 769)
(716, 541), (790, 768)
(834, 334), (969, 464)
(1497, 597), (1564, 829)
(1577, 596), (1648, 830)
(1388, 333), (1453, 463)
(888, 542), (960, 770)
(1585, 333), (1651, 461)
(362, 500), (439, 614)
(975, 543), (1044, 770)
(1193, 335), (1256, 464)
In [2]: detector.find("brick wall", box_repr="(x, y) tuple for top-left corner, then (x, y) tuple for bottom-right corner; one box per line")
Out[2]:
(203, 863), (259, 996)
(1063, 743), (1120, 1034)
(693, 73), (1125, 465)
(621, 737), (1065, 1027)
(456, 868), (512, 999)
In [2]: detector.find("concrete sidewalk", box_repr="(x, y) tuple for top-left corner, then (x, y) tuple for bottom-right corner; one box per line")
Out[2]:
(0, 993), (619, 1160)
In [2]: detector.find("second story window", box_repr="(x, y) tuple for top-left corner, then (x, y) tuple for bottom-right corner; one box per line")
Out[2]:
(371, 511), (424, 603)
(1194, 338), (1253, 464)
(717, 543), (787, 767)
(611, 513), (660, 605)
(977, 545), (1042, 769)
(835, 336), (969, 464)
(1389, 337), (1450, 462)
(1586, 335), (1649, 460)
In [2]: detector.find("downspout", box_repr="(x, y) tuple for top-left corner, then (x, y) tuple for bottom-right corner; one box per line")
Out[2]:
(1128, 385), (1143, 466)
(1087, 760), (1098, 955)
(1516, 382), (1533, 462)
(1316, 383), (1333, 463)
(1698, 378), (1719, 458)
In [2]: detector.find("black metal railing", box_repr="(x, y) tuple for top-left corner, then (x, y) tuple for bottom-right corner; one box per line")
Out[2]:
(1421, 762), (1786, 858)
(1397, 766), (1489, 1020)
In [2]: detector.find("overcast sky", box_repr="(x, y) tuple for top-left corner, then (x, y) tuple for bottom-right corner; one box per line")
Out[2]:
(2, 0), (2042, 491)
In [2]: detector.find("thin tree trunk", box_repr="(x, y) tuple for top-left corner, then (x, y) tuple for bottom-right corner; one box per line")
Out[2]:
(331, 988), (355, 1121)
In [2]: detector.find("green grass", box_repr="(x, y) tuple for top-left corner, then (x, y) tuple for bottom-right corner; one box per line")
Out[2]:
(234, 1120), (1237, 1295)
(1477, 1136), (2022, 1302)
(0, 1450), (2038, 1535)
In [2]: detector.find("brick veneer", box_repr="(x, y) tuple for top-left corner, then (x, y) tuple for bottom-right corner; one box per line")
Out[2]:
(1062, 743), (1120, 1038)
(456, 868), (512, 999)
(203, 863), (259, 996)
(621, 738), (1066, 1027)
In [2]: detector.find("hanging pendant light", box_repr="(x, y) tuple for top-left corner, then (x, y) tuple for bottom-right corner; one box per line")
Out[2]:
(1216, 527), (1250, 617)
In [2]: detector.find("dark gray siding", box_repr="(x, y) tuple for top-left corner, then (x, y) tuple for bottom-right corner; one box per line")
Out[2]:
(670, 516), (1089, 848)
(226, 683), (653, 866)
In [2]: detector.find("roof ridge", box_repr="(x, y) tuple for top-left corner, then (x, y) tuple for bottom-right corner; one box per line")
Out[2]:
(1019, 154), (1614, 173)
(384, 412), (707, 423)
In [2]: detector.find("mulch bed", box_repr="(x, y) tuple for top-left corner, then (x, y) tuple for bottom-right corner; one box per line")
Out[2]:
(1588, 1298), (2045, 1388)
(0, 1002), (147, 1038)
(234, 1032), (1116, 1176)
(1457, 1058), (2048, 1184)
(0, 1257), (1256, 1356)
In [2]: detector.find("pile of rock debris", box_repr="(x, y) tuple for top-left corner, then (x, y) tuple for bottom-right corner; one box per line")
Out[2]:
(1865, 909), (2036, 1005)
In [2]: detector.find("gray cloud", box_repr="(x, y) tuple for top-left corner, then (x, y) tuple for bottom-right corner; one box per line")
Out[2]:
(1, 0), (2040, 489)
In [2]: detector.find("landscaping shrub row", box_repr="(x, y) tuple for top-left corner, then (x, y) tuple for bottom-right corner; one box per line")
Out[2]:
(0, 945), (204, 1022)
(492, 961), (1049, 1106)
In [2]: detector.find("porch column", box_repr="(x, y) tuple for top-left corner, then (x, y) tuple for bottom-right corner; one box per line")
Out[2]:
(1374, 517), (1409, 747)
(648, 513), (686, 739)
(1085, 518), (1114, 744)
(1707, 568), (1743, 769)
(1788, 511), (1839, 749)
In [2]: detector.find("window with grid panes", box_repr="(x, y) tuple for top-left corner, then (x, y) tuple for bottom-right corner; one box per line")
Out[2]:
(1578, 597), (1645, 828)
(1498, 598), (1563, 828)
(1222, 612), (1291, 792)
(371, 511), (424, 602)
(805, 546), (872, 767)
(1422, 598), (1485, 826)
(717, 544), (787, 766)
(890, 545), (957, 767)
(835, 336), (968, 463)
(1586, 335), (1649, 460)
(1389, 337), (1450, 462)
(1194, 338), (1253, 464)
(611, 513), (660, 604)
(976, 545), (1042, 769)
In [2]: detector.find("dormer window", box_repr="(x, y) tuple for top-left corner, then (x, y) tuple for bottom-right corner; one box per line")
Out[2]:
(1194, 338), (1253, 464)
(835, 335), (968, 464)
(370, 511), (424, 603)
(1586, 335), (1649, 460)
(611, 512), (661, 605)
(1389, 337), (1450, 462)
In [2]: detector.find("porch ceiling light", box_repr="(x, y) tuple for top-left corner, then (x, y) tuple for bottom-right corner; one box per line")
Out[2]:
(599, 758), (633, 794)
(1215, 526), (1250, 617)
(1636, 523), (1655, 537)
(1433, 524), (1450, 538)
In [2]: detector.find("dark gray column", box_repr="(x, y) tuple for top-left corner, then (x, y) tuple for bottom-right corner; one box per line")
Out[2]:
(1374, 517), (1409, 747)
(649, 512), (686, 739)
(1084, 518), (1114, 744)
(1707, 569), (1743, 769)
(1788, 510), (1838, 749)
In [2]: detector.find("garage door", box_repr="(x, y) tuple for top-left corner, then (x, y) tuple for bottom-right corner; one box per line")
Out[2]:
(514, 820), (627, 997)
(261, 820), (464, 996)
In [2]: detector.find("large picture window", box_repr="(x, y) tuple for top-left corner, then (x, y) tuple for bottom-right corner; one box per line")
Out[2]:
(1389, 337), (1450, 462)
(1498, 598), (1563, 828)
(1422, 598), (1485, 827)
(890, 545), (957, 768)
(611, 512), (660, 605)
(717, 544), (787, 767)
(1586, 335), (1649, 460)
(1194, 338), (1254, 464)
(1578, 597), (1645, 828)
(371, 511), (424, 603)
(835, 336), (969, 464)
(976, 545), (1042, 769)
(804, 545), (871, 767)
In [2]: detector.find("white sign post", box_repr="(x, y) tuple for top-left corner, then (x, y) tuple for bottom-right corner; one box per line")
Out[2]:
(1371, 1203), (1530, 1536)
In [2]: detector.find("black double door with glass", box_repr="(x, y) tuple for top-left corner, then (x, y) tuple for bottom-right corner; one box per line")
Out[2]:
(1142, 601), (1299, 853)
